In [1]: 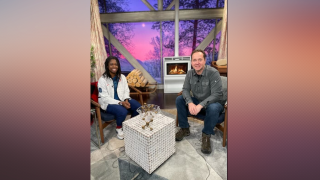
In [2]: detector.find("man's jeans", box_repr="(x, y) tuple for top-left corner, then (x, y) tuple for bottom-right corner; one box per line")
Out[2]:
(176, 95), (225, 135)
(106, 99), (141, 126)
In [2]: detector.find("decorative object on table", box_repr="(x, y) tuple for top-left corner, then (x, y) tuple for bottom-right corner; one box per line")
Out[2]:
(123, 105), (175, 174)
(136, 103), (161, 131)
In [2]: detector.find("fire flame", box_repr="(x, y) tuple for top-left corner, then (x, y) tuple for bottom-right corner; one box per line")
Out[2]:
(169, 65), (186, 74)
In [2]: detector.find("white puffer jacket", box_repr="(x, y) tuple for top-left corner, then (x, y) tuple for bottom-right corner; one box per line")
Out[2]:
(98, 74), (131, 111)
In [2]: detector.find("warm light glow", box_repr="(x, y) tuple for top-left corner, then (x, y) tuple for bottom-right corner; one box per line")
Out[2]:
(169, 65), (186, 74)
(142, 23), (145, 27)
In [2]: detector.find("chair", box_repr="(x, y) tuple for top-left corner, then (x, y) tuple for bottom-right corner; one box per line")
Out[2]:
(91, 82), (116, 144)
(90, 82), (141, 144)
(128, 85), (143, 105)
(176, 76), (228, 147)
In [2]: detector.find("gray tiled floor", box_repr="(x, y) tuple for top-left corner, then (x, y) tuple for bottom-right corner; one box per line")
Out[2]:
(90, 110), (227, 180)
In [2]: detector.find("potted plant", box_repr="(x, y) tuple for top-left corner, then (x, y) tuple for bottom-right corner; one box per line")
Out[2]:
(90, 45), (96, 82)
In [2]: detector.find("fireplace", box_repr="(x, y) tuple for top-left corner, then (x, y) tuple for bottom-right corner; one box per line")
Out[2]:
(167, 63), (188, 75)
(163, 56), (191, 93)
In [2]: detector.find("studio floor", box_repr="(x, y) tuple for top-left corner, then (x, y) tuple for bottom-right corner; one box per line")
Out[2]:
(90, 104), (227, 180)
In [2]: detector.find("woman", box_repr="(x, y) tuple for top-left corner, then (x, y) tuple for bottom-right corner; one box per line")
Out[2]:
(98, 56), (141, 140)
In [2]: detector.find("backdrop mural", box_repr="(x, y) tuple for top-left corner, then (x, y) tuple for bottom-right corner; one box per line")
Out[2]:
(98, 0), (225, 83)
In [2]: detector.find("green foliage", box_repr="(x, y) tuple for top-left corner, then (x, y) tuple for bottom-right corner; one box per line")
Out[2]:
(90, 45), (96, 78)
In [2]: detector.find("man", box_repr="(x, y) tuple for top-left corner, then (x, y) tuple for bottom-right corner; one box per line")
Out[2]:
(175, 49), (226, 154)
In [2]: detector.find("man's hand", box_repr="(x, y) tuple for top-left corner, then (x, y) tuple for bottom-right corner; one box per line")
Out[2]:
(195, 104), (203, 115)
(188, 103), (203, 115)
(188, 103), (197, 115)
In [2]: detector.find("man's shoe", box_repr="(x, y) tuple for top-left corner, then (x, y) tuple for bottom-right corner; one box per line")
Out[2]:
(115, 128), (124, 140)
(201, 133), (212, 154)
(175, 128), (190, 141)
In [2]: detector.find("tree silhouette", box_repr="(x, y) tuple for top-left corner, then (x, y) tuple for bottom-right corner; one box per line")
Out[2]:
(152, 0), (224, 63)
(146, 36), (161, 79)
(98, 0), (135, 58)
(97, 0), (225, 75)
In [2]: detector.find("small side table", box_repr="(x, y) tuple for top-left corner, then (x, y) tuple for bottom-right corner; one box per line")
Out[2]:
(211, 61), (227, 77)
(123, 114), (175, 174)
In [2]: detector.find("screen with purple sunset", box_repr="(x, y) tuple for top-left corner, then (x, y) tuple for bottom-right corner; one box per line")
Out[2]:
(99, 0), (224, 83)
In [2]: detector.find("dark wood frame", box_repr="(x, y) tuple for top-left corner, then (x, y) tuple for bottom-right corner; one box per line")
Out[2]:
(211, 61), (227, 77)
(128, 83), (158, 104)
(91, 100), (115, 144)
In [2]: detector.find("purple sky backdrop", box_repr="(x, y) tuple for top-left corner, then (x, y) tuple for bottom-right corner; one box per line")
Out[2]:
(107, 0), (221, 61)
(117, 21), (199, 61)
(124, 22), (158, 61)
(116, 0), (161, 61)
(127, 0), (158, 11)
(120, 21), (219, 61)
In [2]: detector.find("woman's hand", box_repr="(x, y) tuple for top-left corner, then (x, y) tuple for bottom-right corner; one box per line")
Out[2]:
(122, 100), (131, 109)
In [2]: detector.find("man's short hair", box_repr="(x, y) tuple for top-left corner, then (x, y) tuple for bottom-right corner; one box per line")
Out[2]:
(191, 49), (206, 59)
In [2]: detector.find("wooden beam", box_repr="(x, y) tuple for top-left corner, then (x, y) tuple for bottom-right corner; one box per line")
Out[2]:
(196, 20), (223, 50)
(141, 0), (155, 11)
(214, 20), (223, 39)
(158, 0), (163, 10)
(213, 19), (218, 60)
(166, 0), (175, 10)
(174, 0), (179, 56)
(160, 21), (163, 84)
(101, 25), (156, 84)
(100, 9), (224, 23)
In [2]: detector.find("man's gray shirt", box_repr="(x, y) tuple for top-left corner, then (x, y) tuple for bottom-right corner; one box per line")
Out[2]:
(182, 65), (224, 108)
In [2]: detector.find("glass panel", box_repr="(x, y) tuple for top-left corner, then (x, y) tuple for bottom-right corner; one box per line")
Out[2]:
(104, 36), (110, 56)
(98, 0), (130, 13)
(160, 18), (220, 63)
(128, 0), (156, 12)
(104, 37), (135, 72)
(159, 21), (175, 57)
(218, 0), (225, 8)
(109, 22), (162, 83)
(148, 0), (159, 10)
(98, 0), (161, 13)
(163, 0), (175, 10)
(102, 23), (135, 72)
(204, 40), (214, 65)
(214, 31), (221, 61)
(98, 0), (224, 13)
(99, 0), (226, 12)
(179, 0), (221, 9)
(178, 19), (217, 56)
(203, 30), (221, 64)
(98, 0), (225, 82)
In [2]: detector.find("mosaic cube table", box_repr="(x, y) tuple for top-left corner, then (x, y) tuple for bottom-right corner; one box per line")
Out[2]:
(123, 113), (175, 174)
